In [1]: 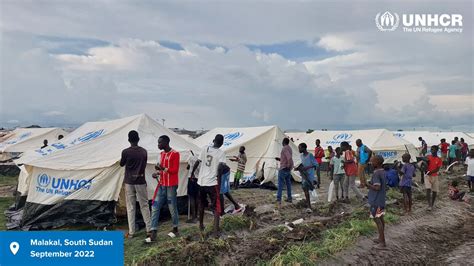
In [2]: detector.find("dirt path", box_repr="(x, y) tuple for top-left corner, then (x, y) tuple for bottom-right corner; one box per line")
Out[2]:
(325, 176), (473, 265)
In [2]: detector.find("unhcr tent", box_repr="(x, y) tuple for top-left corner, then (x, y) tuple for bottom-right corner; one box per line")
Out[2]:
(392, 131), (440, 148)
(299, 129), (418, 163)
(0, 128), (67, 161)
(19, 114), (199, 229)
(285, 132), (308, 143)
(193, 126), (301, 184)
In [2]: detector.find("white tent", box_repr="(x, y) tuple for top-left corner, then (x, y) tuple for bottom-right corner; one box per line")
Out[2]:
(299, 129), (418, 163)
(0, 128), (67, 161)
(392, 131), (440, 148)
(193, 126), (301, 184)
(179, 134), (196, 143)
(285, 132), (308, 143)
(19, 114), (200, 229)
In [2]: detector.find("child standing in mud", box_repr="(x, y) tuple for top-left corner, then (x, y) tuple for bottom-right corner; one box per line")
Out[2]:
(426, 145), (443, 211)
(297, 143), (318, 213)
(365, 155), (387, 247)
(330, 147), (345, 201)
(398, 153), (415, 214)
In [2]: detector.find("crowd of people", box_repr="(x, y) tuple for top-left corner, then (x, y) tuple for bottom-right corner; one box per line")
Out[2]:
(118, 130), (473, 249)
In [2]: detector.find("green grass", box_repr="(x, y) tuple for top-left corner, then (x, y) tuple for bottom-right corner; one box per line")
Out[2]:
(386, 187), (403, 201)
(0, 197), (14, 230)
(268, 207), (400, 265)
(0, 175), (17, 187)
(221, 215), (251, 232)
(123, 216), (248, 265)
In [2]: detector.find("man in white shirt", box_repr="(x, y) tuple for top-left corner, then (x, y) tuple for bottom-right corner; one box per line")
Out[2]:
(194, 134), (227, 237)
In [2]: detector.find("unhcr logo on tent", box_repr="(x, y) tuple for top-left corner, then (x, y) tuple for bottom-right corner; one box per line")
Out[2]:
(36, 129), (106, 156)
(393, 132), (405, 138)
(223, 132), (244, 147)
(326, 133), (353, 146)
(35, 173), (92, 196)
(5, 132), (32, 145)
(333, 133), (352, 141)
(37, 173), (51, 187)
(377, 151), (398, 159)
(375, 11), (400, 31)
(71, 129), (105, 145)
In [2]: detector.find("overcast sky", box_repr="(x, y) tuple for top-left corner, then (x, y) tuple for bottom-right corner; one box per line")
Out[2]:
(0, 0), (472, 131)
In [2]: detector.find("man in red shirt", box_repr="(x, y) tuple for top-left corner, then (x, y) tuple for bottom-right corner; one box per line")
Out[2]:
(314, 139), (325, 188)
(425, 145), (443, 211)
(439, 138), (450, 168)
(146, 135), (180, 242)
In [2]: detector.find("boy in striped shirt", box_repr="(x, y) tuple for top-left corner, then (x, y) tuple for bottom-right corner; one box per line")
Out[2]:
(230, 146), (247, 189)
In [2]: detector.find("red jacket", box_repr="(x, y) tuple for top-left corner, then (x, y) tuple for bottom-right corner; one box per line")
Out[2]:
(314, 147), (325, 164)
(159, 149), (180, 187)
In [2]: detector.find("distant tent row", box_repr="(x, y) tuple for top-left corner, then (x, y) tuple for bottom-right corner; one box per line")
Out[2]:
(293, 129), (418, 163)
(391, 131), (474, 150)
(0, 128), (67, 161)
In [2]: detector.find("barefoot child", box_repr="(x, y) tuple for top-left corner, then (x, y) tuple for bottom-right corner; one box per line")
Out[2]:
(365, 155), (387, 247)
(296, 143), (318, 213)
(398, 153), (415, 214)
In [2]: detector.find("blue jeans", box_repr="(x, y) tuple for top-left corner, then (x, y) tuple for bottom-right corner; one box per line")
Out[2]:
(277, 169), (292, 202)
(151, 185), (179, 230)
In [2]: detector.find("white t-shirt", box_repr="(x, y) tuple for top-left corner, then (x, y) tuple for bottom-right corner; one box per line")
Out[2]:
(466, 157), (474, 176)
(331, 156), (345, 175)
(197, 145), (226, 186)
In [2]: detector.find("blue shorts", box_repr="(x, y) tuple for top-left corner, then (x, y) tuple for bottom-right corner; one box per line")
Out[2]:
(220, 171), (230, 194)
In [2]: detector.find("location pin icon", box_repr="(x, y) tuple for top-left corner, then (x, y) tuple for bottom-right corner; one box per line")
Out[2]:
(10, 242), (19, 255)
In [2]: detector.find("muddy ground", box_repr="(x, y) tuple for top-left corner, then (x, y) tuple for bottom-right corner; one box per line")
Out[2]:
(1, 168), (472, 265)
(196, 168), (472, 265)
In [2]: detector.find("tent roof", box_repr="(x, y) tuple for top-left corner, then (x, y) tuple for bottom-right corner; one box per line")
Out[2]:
(298, 129), (419, 163)
(0, 128), (67, 153)
(285, 132), (308, 143)
(194, 125), (301, 183)
(392, 131), (440, 147)
(301, 129), (414, 150)
(193, 125), (277, 151)
(22, 114), (199, 170)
